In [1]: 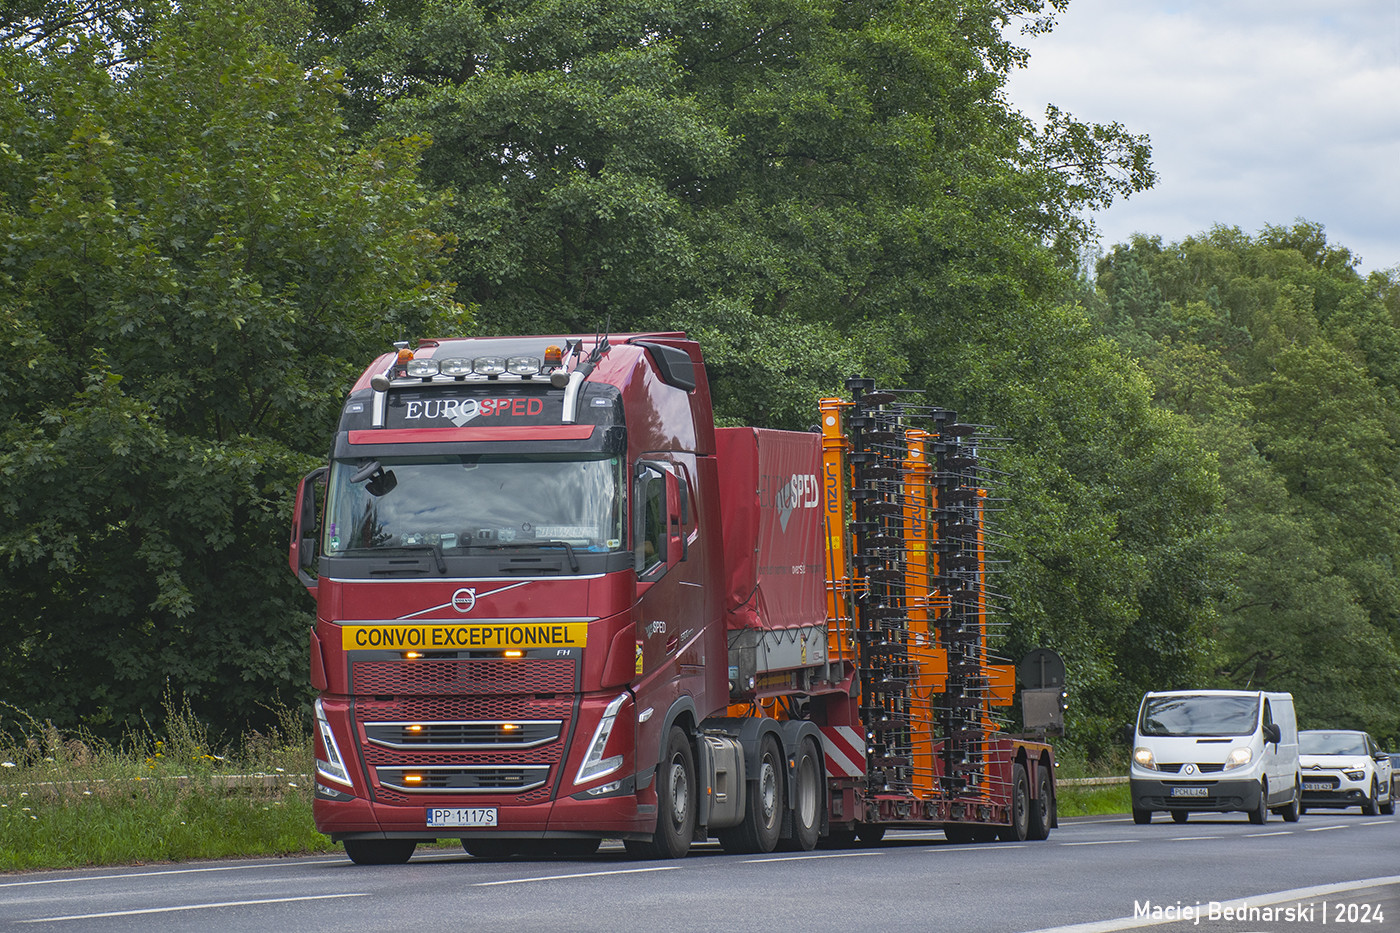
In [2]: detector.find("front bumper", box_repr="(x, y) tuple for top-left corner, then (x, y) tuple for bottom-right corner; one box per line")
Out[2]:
(1130, 776), (1262, 813)
(1300, 770), (1371, 808)
(314, 778), (656, 841)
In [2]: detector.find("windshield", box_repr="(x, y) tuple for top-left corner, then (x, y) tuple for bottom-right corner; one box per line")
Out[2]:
(1300, 732), (1367, 756)
(1139, 695), (1260, 737)
(323, 455), (626, 555)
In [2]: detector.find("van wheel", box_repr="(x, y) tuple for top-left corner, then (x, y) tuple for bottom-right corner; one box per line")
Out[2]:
(1132, 808), (1152, 825)
(1248, 780), (1269, 824)
(1278, 779), (1301, 822)
(1171, 811), (1188, 824)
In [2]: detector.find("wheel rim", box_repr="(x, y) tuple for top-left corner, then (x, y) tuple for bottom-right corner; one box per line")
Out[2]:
(758, 755), (780, 823)
(797, 755), (818, 827)
(669, 756), (689, 828)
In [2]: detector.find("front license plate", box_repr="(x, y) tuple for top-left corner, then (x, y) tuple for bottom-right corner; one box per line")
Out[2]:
(1170, 786), (1208, 798)
(1302, 782), (1328, 792)
(427, 807), (497, 828)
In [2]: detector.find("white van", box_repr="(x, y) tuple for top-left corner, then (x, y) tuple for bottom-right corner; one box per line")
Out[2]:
(1128, 690), (1301, 824)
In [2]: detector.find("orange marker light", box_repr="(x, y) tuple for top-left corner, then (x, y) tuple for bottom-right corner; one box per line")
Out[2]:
(544, 345), (563, 367)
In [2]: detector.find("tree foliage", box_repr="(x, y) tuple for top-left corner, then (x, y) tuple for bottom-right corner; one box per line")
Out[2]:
(1093, 223), (1400, 741)
(0, 0), (460, 737)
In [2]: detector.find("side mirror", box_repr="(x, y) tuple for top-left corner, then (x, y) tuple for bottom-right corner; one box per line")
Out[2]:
(1122, 724), (1136, 746)
(289, 466), (328, 592)
(1263, 722), (1281, 745)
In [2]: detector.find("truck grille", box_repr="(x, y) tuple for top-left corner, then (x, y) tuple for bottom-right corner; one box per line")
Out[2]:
(354, 693), (575, 806)
(376, 765), (551, 794)
(363, 720), (562, 750)
(351, 657), (576, 695)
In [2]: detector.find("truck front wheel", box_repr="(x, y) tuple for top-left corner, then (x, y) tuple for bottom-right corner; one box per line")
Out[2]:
(626, 726), (696, 859)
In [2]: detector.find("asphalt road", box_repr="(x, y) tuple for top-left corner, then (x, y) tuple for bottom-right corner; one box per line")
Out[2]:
(1, 810), (1396, 932)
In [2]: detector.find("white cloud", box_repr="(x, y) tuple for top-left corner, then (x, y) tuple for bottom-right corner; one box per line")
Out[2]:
(1006, 0), (1400, 272)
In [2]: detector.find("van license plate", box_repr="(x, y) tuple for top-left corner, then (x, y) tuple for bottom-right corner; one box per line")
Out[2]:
(427, 807), (497, 827)
(1170, 787), (1208, 797)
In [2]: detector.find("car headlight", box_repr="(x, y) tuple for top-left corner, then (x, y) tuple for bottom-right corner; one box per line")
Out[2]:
(1224, 747), (1253, 770)
(1133, 747), (1157, 770)
(1345, 770), (1366, 781)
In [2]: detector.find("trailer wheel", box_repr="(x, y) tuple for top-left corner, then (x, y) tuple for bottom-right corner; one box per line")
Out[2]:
(781, 740), (821, 851)
(626, 726), (696, 859)
(999, 762), (1030, 842)
(1027, 762), (1053, 840)
(343, 838), (416, 865)
(718, 733), (785, 854)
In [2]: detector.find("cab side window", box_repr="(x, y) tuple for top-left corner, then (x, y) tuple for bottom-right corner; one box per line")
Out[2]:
(637, 465), (667, 577)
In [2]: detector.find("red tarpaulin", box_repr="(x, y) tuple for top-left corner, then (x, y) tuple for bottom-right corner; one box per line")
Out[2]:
(715, 428), (827, 633)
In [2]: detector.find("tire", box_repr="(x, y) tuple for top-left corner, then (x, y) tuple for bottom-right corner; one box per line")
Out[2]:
(627, 725), (696, 859)
(1363, 779), (1381, 816)
(1132, 808), (1152, 825)
(855, 823), (887, 845)
(1248, 780), (1269, 825)
(1171, 810), (1188, 824)
(781, 740), (821, 851)
(999, 763), (1030, 842)
(343, 838), (417, 865)
(717, 734), (784, 854)
(1279, 779), (1301, 822)
(1027, 763), (1053, 841)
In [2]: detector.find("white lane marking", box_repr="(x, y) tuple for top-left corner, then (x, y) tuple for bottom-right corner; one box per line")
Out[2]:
(1243, 831), (1292, 837)
(1061, 840), (1138, 846)
(742, 852), (880, 863)
(0, 858), (346, 889)
(1306, 824), (1348, 831)
(17, 893), (368, 923)
(1168, 836), (1218, 841)
(1361, 820), (1393, 826)
(1023, 875), (1400, 933)
(474, 866), (679, 887)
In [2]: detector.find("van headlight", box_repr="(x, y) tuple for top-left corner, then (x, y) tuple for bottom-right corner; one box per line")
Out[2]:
(1132, 747), (1157, 771)
(1224, 747), (1252, 770)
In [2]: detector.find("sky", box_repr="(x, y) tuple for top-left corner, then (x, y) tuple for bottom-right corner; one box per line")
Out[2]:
(1004, 0), (1400, 274)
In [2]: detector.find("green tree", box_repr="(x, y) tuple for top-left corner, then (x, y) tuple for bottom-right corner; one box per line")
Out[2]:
(0, 0), (459, 737)
(1094, 224), (1400, 741)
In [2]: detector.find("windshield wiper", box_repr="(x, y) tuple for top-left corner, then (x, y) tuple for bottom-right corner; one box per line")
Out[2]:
(395, 542), (446, 574)
(488, 540), (580, 573)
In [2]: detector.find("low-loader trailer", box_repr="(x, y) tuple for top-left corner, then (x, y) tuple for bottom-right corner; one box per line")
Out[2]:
(289, 333), (1056, 863)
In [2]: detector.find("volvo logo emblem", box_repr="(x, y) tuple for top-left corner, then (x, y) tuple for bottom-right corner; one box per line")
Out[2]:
(451, 588), (477, 613)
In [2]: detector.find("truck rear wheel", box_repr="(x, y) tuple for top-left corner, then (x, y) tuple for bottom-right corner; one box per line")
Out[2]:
(343, 838), (416, 865)
(786, 739), (822, 851)
(999, 763), (1030, 842)
(626, 726), (695, 859)
(718, 734), (784, 854)
(1027, 763), (1053, 840)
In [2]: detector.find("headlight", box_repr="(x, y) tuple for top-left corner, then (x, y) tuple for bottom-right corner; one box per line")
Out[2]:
(1345, 770), (1366, 781)
(1224, 747), (1253, 770)
(1133, 747), (1157, 770)
(575, 693), (629, 786)
(314, 698), (353, 788)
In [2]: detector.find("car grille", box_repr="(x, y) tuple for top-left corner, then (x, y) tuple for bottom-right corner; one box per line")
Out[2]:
(1156, 762), (1225, 774)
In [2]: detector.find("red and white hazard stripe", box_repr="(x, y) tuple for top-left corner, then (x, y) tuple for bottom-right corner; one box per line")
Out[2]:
(819, 726), (866, 778)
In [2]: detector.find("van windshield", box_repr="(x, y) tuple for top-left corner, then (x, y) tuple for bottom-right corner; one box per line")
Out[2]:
(1139, 695), (1260, 737)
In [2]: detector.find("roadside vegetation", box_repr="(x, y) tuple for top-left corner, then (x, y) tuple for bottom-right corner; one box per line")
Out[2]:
(0, 699), (334, 872)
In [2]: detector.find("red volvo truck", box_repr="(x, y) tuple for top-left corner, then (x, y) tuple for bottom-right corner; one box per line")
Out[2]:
(289, 332), (1056, 863)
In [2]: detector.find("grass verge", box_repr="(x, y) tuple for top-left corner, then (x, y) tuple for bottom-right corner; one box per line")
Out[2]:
(0, 698), (336, 871)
